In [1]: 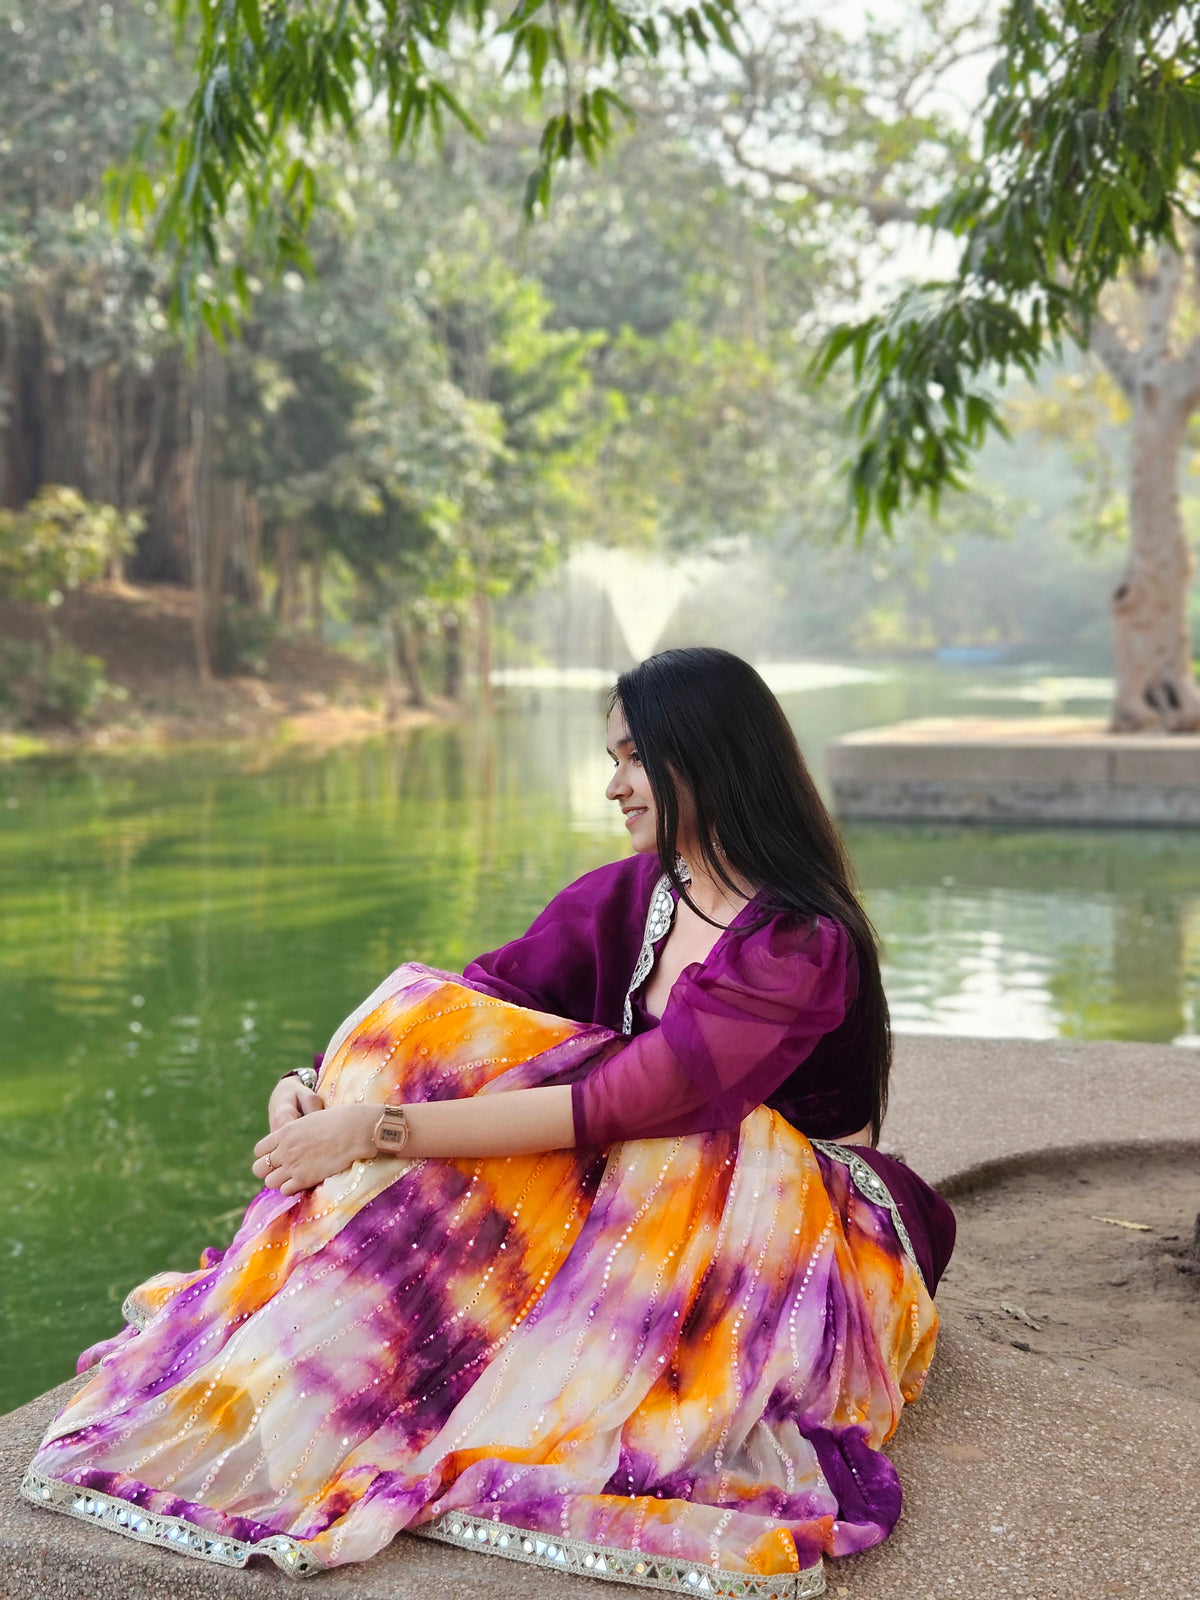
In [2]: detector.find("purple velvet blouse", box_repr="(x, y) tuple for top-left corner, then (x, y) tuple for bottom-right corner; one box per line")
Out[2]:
(462, 854), (873, 1148)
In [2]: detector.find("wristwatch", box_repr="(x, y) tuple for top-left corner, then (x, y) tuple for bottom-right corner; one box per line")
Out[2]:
(372, 1104), (410, 1154)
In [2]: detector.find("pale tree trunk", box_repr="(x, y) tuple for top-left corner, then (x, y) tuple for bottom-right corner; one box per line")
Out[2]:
(1110, 401), (1199, 729)
(1088, 242), (1200, 732)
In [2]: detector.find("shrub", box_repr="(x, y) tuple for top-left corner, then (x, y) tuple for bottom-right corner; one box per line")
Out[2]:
(214, 602), (275, 677)
(0, 487), (141, 606)
(0, 639), (118, 728)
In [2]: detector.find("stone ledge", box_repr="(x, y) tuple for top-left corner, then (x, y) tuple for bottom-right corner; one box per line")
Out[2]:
(827, 717), (1200, 824)
(4, 1034), (1198, 1600)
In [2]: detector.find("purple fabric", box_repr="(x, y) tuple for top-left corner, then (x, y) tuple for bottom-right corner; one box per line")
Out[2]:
(464, 854), (873, 1143)
(571, 914), (853, 1146)
(850, 1148), (957, 1293)
(464, 853), (955, 1293)
(463, 855), (665, 1028)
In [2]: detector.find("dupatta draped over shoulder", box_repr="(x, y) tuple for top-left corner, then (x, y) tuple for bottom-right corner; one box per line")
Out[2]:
(23, 854), (953, 1596)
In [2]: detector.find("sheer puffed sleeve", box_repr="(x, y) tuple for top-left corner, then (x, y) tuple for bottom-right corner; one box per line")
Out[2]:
(571, 914), (854, 1146)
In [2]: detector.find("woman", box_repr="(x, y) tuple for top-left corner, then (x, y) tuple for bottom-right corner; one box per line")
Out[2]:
(22, 648), (953, 1596)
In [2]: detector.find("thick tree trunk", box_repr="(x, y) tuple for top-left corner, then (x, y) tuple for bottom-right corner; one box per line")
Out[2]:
(308, 539), (324, 639)
(442, 610), (465, 700)
(382, 613), (404, 723)
(1088, 245), (1200, 733)
(1109, 399), (1200, 731)
(396, 615), (427, 707)
(227, 480), (263, 608)
(272, 523), (303, 627)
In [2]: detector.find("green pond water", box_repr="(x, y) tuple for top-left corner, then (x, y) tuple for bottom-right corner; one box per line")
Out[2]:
(3, 666), (1200, 1415)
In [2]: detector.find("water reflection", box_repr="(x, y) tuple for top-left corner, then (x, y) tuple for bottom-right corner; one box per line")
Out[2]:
(3, 682), (1200, 1412)
(849, 826), (1200, 1043)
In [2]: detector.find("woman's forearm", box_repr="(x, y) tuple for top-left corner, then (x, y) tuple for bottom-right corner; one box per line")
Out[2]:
(376, 1085), (577, 1160)
(255, 1087), (578, 1196)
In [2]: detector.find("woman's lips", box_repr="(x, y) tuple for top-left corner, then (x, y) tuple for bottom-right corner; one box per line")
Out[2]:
(623, 807), (648, 828)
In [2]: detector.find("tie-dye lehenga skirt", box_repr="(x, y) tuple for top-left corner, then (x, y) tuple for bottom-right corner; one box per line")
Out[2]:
(22, 965), (939, 1596)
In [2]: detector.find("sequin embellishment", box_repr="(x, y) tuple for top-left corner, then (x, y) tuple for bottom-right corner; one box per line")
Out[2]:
(420, 1510), (825, 1597)
(19, 1468), (323, 1577)
(810, 1139), (927, 1293)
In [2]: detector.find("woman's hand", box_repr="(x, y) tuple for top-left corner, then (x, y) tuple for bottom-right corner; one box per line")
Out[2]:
(268, 1075), (324, 1132)
(253, 1105), (380, 1196)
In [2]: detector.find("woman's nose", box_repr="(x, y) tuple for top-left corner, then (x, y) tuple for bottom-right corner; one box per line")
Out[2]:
(606, 769), (628, 801)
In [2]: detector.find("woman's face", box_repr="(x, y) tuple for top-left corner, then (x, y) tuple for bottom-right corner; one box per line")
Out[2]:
(605, 705), (658, 854)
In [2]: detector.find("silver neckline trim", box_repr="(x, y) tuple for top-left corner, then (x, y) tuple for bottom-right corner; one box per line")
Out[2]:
(622, 873), (676, 1035)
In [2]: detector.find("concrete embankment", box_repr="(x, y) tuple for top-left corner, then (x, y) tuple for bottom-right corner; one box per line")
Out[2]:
(828, 716), (1200, 826)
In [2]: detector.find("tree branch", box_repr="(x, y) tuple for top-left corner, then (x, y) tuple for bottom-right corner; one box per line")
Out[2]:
(720, 126), (924, 226)
(1085, 310), (1138, 399)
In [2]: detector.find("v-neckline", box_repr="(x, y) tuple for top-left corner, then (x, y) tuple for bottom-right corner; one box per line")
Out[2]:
(622, 873), (763, 1034)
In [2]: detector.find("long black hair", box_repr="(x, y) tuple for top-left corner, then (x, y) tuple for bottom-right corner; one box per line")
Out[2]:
(613, 646), (891, 1144)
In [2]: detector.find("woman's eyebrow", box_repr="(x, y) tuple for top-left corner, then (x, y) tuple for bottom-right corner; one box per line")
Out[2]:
(606, 737), (634, 759)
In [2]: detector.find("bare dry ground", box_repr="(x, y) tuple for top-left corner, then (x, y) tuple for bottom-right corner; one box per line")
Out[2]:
(937, 1147), (1200, 1403)
(0, 582), (447, 751)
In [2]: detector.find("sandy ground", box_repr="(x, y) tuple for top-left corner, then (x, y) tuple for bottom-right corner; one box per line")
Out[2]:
(937, 1147), (1200, 1403)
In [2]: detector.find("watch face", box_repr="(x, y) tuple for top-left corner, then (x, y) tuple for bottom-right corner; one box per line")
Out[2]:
(375, 1107), (408, 1151)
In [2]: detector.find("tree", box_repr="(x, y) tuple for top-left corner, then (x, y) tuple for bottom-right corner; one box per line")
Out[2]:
(816, 0), (1200, 731)
(705, 0), (989, 235)
(1083, 239), (1200, 729)
(117, 0), (741, 326)
(6, 0), (940, 704)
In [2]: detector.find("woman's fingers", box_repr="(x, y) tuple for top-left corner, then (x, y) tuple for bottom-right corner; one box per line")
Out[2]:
(254, 1108), (360, 1193)
(297, 1089), (325, 1115)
